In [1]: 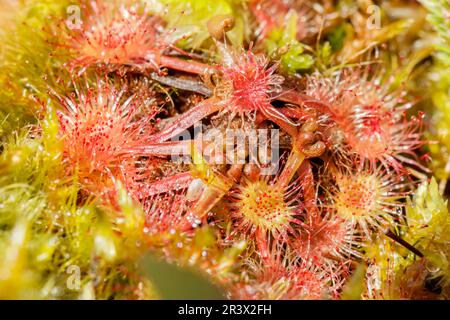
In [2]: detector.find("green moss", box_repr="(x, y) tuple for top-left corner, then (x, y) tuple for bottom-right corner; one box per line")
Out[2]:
(264, 10), (314, 74)
(327, 24), (348, 52)
(420, 0), (450, 185)
(152, 0), (249, 49)
(0, 0), (72, 136)
(405, 178), (450, 288)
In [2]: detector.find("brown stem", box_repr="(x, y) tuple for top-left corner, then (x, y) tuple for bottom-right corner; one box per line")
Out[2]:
(385, 229), (424, 258)
(207, 14), (235, 42)
(190, 163), (242, 219)
(150, 73), (212, 96)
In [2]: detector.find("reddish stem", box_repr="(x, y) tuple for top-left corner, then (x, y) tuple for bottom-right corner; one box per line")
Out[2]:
(129, 140), (193, 156)
(159, 55), (213, 75)
(276, 148), (305, 189)
(190, 163), (242, 218)
(278, 107), (311, 120)
(190, 185), (226, 218)
(277, 90), (331, 113)
(297, 160), (319, 217)
(144, 172), (193, 196)
(149, 98), (223, 143)
(261, 104), (299, 137)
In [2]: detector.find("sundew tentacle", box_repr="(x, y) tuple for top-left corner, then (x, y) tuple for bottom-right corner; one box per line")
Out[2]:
(304, 69), (426, 173)
(59, 0), (210, 76)
(53, 79), (193, 200)
(230, 244), (336, 300)
(294, 211), (362, 266)
(328, 165), (412, 238)
(228, 171), (303, 247)
(61, 1), (164, 70)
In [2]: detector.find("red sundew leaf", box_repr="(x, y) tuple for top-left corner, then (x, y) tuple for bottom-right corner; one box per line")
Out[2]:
(228, 174), (303, 247)
(330, 165), (412, 238)
(53, 79), (161, 197)
(294, 213), (361, 267)
(304, 68), (426, 173)
(217, 49), (284, 115)
(230, 244), (332, 300)
(60, 0), (168, 73)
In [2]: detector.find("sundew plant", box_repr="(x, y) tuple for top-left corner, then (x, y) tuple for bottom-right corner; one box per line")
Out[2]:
(0, 0), (449, 300)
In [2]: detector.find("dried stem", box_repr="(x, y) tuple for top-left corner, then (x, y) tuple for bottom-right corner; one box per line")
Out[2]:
(150, 73), (212, 96)
(385, 229), (424, 258)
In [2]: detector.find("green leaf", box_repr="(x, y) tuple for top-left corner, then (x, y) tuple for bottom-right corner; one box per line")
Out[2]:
(140, 254), (225, 300)
(281, 50), (314, 72)
(405, 178), (450, 284)
(341, 264), (366, 300)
